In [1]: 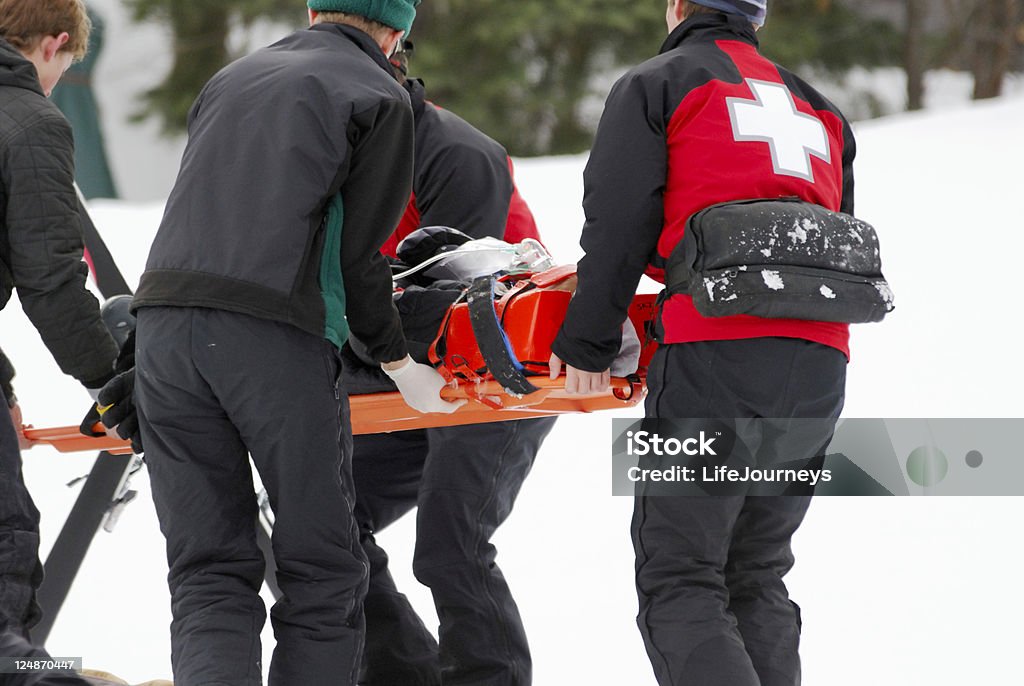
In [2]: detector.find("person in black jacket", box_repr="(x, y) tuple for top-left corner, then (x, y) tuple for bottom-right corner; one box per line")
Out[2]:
(0, 0), (119, 639)
(550, 2), (853, 685)
(129, 2), (465, 685)
(348, 47), (555, 686)
(379, 43), (542, 255)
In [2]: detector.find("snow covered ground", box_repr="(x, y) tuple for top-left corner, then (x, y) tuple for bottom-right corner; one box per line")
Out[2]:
(2, 92), (1023, 684)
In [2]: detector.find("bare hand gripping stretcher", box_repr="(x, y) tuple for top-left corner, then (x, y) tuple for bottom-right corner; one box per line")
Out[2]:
(19, 264), (658, 454)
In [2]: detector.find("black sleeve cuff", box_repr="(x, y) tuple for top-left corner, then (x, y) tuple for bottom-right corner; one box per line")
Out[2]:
(551, 331), (619, 374)
(81, 371), (116, 392)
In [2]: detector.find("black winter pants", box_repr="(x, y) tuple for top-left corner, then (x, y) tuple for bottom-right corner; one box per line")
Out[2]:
(0, 404), (42, 635)
(136, 307), (367, 686)
(352, 418), (555, 686)
(635, 338), (846, 686)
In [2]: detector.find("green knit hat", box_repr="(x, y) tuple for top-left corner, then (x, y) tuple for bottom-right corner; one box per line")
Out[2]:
(308, 0), (421, 35)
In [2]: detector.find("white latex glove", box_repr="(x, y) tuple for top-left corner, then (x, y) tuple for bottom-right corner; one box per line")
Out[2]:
(383, 356), (467, 414)
(610, 319), (642, 377)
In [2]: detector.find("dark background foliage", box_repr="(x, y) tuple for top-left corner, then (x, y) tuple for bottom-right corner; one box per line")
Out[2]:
(124, 0), (1023, 154)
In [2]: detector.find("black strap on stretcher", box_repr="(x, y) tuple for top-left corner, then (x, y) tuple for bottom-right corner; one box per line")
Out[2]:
(466, 276), (540, 397)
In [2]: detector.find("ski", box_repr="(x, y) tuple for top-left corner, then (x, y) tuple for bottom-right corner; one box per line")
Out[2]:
(256, 489), (282, 599)
(78, 191), (131, 299)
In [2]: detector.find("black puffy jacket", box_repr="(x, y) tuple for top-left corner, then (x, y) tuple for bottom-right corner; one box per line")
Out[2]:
(0, 39), (117, 389)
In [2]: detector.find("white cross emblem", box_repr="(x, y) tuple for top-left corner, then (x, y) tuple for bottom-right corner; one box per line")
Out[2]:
(727, 79), (831, 182)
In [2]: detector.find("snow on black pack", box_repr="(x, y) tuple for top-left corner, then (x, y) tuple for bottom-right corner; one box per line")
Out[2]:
(665, 197), (895, 323)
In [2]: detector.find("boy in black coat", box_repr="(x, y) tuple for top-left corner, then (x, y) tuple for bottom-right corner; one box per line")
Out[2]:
(1, 0), (118, 639)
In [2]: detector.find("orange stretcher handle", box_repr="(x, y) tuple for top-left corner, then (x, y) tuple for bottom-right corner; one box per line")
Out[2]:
(20, 423), (134, 455)
(351, 375), (644, 434)
(21, 376), (645, 454)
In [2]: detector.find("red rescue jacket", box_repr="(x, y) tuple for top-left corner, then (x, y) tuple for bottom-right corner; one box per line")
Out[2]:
(554, 13), (855, 372)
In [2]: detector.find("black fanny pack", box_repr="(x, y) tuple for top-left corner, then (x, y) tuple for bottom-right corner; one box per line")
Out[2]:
(665, 198), (894, 323)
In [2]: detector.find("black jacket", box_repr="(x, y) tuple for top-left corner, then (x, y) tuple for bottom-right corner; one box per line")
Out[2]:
(134, 24), (412, 363)
(383, 78), (541, 255)
(405, 78), (512, 239)
(0, 39), (117, 389)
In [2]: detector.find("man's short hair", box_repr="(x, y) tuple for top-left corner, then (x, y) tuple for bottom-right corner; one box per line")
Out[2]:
(313, 11), (393, 43)
(0, 0), (91, 60)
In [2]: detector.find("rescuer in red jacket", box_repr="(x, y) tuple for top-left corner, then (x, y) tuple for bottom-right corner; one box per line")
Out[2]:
(551, 2), (855, 685)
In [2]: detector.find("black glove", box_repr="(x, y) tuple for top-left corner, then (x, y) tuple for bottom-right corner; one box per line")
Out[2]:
(79, 402), (105, 438)
(97, 369), (142, 454)
(79, 324), (139, 445)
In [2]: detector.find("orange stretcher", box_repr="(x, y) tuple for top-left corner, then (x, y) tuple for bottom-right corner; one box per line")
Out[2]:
(19, 375), (645, 455)
(18, 266), (658, 454)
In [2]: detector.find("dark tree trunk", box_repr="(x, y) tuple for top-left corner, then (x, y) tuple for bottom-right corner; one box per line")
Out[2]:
(970, 0), (1020, 100)
(133, 4), (230, 136)
(905, 0), (926, 110)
